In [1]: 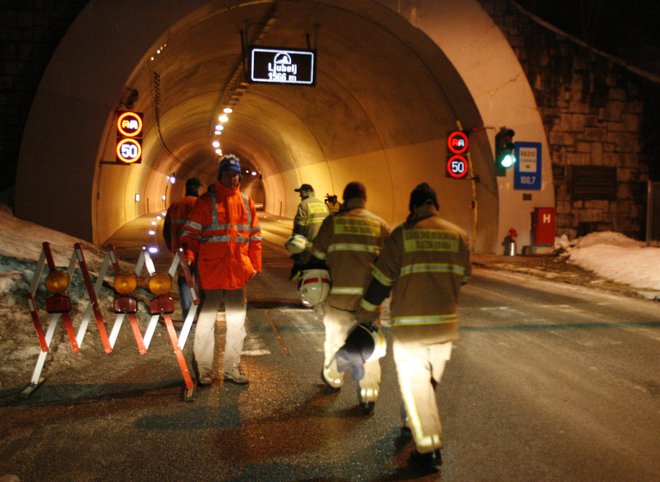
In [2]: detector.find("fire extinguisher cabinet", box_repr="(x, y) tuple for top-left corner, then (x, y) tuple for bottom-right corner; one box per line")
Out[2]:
(531, 207), (556, 253)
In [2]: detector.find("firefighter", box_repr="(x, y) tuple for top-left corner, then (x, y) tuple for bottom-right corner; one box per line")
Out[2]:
(163, 177), (201, 321)
(180, 155), (262, 386)
(290, 183), (329, 279)
(355, 182), (470, 471)
(306, 181), (390, 414)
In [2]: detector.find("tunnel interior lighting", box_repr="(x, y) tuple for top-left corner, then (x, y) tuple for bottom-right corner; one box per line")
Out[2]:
(223, 107), (233, 114)
(161, 194), (166, 201)
(148, 246), (159, 255)
(215, 148), (223, 155)
(148, 230), (156, 236)
(212, 140), (220, 148)
(218, 114), (229, 123)
(135, 193), (141, 202)
(151, 221), (157, 226)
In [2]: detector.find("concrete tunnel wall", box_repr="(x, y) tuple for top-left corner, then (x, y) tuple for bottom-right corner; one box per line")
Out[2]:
(15, 0), (553, 254)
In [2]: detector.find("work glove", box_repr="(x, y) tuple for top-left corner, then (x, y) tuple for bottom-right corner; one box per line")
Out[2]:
(290, 264), (304, 281)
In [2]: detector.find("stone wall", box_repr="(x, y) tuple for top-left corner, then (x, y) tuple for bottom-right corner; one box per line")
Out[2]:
(481, 0), (659, 240)
(0, 1), (88, 196)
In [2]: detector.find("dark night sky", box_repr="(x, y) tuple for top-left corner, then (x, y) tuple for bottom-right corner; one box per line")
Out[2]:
(516, 0), (660, 76)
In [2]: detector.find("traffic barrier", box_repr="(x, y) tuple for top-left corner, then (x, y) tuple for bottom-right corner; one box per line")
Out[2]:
(23, 243), (200, 401)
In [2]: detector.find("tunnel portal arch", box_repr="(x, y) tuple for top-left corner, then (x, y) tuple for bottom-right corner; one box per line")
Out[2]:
(15, 0), (553, 253)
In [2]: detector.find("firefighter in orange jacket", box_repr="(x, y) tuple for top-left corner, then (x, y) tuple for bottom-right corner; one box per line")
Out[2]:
(356, 183), (470, 472)
(163, 177), (201, 321)
(180, 155), (262, 386)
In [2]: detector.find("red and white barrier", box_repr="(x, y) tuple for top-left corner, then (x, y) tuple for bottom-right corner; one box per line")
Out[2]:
(23, 243), (201, 401)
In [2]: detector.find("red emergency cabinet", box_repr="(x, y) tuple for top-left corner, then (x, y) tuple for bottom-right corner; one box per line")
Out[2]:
(532, 207), (556, 245)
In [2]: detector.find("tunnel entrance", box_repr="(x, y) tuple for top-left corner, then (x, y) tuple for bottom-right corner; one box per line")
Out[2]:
(17, 0), (554, 253)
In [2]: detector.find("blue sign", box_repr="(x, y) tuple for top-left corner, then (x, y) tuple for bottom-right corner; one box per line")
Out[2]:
(514, 142), (542, 190)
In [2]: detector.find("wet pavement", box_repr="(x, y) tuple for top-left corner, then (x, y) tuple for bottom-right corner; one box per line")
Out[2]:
(1, 212), (658, 481)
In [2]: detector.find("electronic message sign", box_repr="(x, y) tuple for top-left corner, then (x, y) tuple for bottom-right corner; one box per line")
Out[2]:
(249, 47), (315, 86)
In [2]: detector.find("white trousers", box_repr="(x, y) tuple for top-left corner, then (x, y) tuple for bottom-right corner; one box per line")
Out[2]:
(194, 288), (246, 377)
(323, 304), (381, 401)
(393, 338), (453, 453)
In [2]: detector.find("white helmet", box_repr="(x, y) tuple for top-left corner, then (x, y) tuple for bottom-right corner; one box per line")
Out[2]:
(332, 322), (387, 380)
(299, 269), (331, 307)
(285, 234), (308, 254)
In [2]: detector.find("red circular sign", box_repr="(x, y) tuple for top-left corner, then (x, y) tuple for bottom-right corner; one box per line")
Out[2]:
(447, 131), (468, 155)
(446, 155), (468, 179)
(116, 138), (142, 164)
(116, 111), (143, 137)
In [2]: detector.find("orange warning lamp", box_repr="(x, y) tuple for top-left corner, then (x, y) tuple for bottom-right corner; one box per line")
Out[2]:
(147, 272), (172, 296)
(114, 272), (138, 295)
(45, 270), (70, 294)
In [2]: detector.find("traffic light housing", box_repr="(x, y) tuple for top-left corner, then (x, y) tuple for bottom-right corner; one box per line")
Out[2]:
(495, 128), (516, 176)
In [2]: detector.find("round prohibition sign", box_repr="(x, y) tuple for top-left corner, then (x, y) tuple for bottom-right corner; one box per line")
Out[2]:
(447, 131), (469, 155)
(116, 111), (143, 137)
(446, 155), (468, 179)
(116, 138), (142, 164)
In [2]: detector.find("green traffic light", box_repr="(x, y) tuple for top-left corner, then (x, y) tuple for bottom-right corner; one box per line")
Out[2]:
(495, 128), (516, 176)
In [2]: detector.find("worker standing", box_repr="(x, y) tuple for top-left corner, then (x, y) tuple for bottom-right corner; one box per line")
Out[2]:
(290, 183), (329, 278)
(180, 155), (262, 386)
(355, 182), (470, 471)
(307, 181), (390, 414)
(163, 177), (201, 321)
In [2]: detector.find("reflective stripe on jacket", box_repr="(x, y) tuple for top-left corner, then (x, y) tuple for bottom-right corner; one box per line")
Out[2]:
(294, 196), (329, 241)
(360, 215), (470, 343)
(311, 205), (390, 311)
(180, 182), (262, 290)
(164, 195), (197, 252)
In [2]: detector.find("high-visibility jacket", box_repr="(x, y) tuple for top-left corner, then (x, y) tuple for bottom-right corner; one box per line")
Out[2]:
(310, 203), (390, 311)
(294, 195), (329, 242)
(180, 182), (262, 291)
(358, 214), (470, 344)
(163, 195), (197, 252)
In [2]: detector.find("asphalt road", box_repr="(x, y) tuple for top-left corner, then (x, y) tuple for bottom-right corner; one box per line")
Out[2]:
(0, 216), (658, 481)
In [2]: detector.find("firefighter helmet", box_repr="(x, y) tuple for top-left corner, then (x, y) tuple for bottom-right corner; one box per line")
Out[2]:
(285, 234), (308, 254)
(299, 269), (331, 307)
(332, 322), (387, 380)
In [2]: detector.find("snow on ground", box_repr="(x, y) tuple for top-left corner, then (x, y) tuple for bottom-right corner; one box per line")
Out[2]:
(557, 231), (660, 290)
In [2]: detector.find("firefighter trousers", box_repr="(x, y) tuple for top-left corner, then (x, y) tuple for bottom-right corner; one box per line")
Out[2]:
(194, 288), (246, 378)
(393, 338), (453, 453)
(323, 304), (381, 401)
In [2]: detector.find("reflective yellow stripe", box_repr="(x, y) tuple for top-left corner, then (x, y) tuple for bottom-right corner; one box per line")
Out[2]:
(330, 286), (363, 295)
(400, 263), (466, 277)
(372, 266), (394, 287)
(360, 298), (379, 312)
(328, 243), (380, 254)
(311, 247), (327, 260)
(392, 314), (457, 326)
(359, 387), (379, 402)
